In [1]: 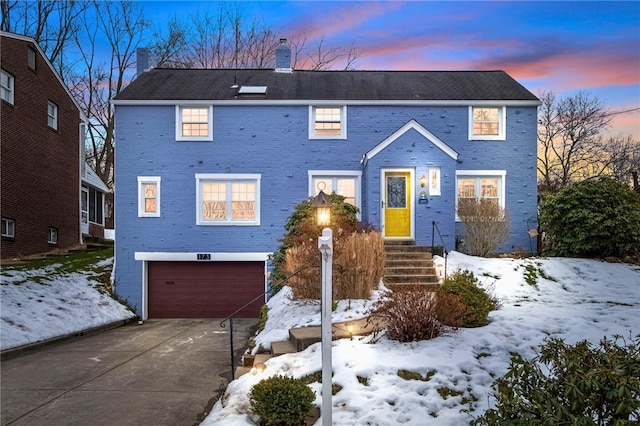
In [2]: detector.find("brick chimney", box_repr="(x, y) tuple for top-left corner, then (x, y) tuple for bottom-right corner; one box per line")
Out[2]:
(275, 38), (292, 73)
(136, 47), (151, 78)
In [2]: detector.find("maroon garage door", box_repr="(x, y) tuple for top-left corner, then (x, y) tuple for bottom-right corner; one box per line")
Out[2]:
(148, 261), (264, 318)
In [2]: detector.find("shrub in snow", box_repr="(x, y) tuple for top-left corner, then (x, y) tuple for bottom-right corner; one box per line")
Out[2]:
(456, 198), (510, 257)
(271, 193), (383, 300)
(368, 285), (445, 342)
(473, 335), (640, 425)
(249, 375), (315, 426)
(440, 270), (499, 328)
(540, 177), (640, 258)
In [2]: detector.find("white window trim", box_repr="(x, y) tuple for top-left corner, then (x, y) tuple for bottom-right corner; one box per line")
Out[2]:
(308, 170), (362, 218)
(138, 176), (161, 217)
(176, 105), (213, 141)
(468, 106), (506, 141)
(48, 227), (58, 244)
(1, 70), (15, 105)
(428, 167), (441, 196)
(308, 105), (347, 139)
(455, 170), (507, 221)
(2, 218), (15, 238)
(48, 101), (58, 129)
(196, 173), (261, 226)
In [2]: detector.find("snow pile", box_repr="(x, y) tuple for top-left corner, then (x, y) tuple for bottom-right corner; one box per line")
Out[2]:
(204, 252), (640, 425)
(1, 256), (135, 350)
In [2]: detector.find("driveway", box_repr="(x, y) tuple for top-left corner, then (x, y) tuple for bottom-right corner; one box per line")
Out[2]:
(1, 319), (257, 426)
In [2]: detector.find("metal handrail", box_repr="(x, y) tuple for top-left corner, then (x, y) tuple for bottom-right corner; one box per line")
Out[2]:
(220, 263), (324, 379)
(431, 220), (448, 279)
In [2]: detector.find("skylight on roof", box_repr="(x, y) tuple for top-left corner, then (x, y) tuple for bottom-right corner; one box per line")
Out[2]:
(238, 86), (267, 94)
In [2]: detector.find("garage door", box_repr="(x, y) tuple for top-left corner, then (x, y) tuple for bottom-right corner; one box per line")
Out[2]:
(148, 261), (265, 318)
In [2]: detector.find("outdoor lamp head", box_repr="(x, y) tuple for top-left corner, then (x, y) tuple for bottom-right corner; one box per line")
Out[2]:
(312, 189), (332, 227)
(420, 174), (427, 188)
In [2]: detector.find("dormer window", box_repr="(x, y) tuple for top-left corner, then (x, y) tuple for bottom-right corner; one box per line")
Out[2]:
(309, 105), (347, 139)
(469, 106), (506, 140)
(176, 106), (213, 141)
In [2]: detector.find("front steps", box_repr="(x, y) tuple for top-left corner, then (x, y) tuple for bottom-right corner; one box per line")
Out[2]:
(383, 241), (439, 290)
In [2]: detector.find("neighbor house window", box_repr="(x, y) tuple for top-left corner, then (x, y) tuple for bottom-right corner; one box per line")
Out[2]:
(88, 188), (104, 224)
(176, 106), (213, 141)
(469, 106), (505, 140)
(27, 46), (36, 69)
(138, 177), (160, 217)
(2, 218), (15, 238)
(48, 227), (58, 244)
(1, 71), (14, 104)
(48, 101), (58, 129)
(456, 170), (506, 220)
(196, 174), (260, 225)
(428, 167), (441, 196)
(309, 106), (347, 139)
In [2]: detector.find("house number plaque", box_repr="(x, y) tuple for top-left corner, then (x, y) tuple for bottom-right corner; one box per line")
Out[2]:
(197, 253), (211, 260)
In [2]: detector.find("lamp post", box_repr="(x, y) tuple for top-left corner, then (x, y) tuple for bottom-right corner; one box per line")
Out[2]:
(312, 188), (333, 426)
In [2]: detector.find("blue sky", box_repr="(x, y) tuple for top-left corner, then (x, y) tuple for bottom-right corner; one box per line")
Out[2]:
(139, 1), (639, 136)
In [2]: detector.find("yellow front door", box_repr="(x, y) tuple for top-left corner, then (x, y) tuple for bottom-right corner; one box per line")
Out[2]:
(384, 171), (412, 238)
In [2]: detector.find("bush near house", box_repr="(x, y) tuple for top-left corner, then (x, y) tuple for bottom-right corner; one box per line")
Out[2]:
(272, 194), (383, 300)
(540, 177), (640, 258)
(439, 270), (499, 328)
(457, 199), (510, 257)
(472, 336), (640, 425)
(249, 375), (315, 426)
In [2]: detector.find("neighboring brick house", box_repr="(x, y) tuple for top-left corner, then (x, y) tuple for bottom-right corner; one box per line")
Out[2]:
(1, 32), (108, 259)
(112, 42), (540, 319)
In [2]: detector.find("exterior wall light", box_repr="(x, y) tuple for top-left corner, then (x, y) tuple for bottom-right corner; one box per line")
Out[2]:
(420, 174), (427, 188)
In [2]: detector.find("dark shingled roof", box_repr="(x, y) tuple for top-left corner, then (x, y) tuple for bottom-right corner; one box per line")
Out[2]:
(114, 69), (539, 102)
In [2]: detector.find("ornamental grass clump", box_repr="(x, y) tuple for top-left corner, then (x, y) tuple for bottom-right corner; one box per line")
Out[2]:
(249, 375), (315, 426)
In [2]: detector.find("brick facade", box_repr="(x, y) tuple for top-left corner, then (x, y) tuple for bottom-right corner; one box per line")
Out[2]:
(1, 34), (81, 259)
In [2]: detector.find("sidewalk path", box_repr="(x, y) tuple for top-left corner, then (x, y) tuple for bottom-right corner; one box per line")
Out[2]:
(1, 319), (257, 426)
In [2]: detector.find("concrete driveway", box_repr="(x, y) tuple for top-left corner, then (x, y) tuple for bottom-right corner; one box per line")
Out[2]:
(1, 319), (257, 426)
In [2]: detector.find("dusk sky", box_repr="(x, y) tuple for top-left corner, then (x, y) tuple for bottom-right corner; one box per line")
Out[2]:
(140, 1), (640, 137)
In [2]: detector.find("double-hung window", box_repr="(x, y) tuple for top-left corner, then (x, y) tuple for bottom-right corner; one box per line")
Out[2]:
(27, 46), (36, 70)
(176, 106), (213, 141)
(469, 106), (505, 140)
(48, 101), (58, 129)
(1, 71), (14, 104)
(138, 177), (160, 217)
(309, 106), (347, 139)
(308, 171), (361, 217)
(48, 227), (58, 244)
(196, 174), (260, 225)
(455, 170), (506, 220)
(2, 218), (15, 238)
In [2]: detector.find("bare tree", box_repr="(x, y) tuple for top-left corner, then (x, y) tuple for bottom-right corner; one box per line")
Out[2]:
(69, 0), (148, 227)
(600, 134), (640, 187)
(1, 0), (89, 78)
(537, 91), (613, 193)
(290, 33), (359, 71)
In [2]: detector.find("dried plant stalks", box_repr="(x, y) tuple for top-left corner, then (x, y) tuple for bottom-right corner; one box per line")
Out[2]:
(284, 230), (384, 300)
(457, 199), (510, 257)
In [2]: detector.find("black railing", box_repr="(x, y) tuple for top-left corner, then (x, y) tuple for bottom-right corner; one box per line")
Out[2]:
(220, 264), (322, 380)
(431, 220), (448, 279)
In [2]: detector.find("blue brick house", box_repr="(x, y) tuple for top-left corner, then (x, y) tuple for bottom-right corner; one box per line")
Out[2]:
(112, 42), (539, 319)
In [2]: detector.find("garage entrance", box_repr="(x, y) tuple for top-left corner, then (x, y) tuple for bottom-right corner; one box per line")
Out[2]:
(148, 261), (265, 318)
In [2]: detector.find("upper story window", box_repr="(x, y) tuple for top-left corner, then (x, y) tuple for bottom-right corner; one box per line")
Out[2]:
(196, 174), (260, 226)
(309, 106), (347, 139)
(1, 70), (14, 105)
(469, 106), (506, 140)
(27, 46), (36, 70)
(48, 101), (58, 129)
(137, 176), (160, 217)
(2, 218), (15, 238)
(308, 171), (361, 218)
(176, 106), (213, 141)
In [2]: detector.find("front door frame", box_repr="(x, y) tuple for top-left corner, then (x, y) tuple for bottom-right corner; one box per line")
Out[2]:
(380, 168), (415, 241)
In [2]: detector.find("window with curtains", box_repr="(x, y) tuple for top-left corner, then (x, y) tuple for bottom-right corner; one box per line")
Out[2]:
(456, 171), (506, 220)
(138, 177), (160, 217)
(196, 174), (260, 225)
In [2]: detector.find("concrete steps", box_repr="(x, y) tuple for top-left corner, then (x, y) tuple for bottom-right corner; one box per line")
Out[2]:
(383, 242), (440, 289)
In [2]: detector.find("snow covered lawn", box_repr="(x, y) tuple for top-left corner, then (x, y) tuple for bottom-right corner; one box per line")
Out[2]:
(204, 252), (640, 426)
(0, 251), (135, 351)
